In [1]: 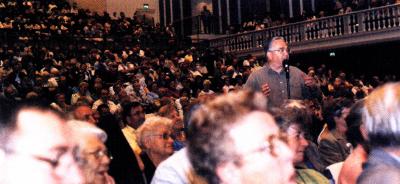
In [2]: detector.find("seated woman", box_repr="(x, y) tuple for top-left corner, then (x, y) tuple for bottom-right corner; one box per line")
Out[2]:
(272, 100), (330, 184)
(136, 116), (174, 183)
(68, 120), (115, 184)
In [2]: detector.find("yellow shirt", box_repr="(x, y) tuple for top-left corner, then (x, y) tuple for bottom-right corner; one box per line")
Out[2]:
(122, 125), (142, 155)
(122, 125), (144, 170)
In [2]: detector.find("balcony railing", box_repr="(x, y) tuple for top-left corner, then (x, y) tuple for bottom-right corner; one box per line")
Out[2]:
(209, 3), (400, 55)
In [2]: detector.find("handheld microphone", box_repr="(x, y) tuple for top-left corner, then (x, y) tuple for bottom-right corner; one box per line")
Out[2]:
(283, 59), (290, 99)
(284, 59), (290, 78)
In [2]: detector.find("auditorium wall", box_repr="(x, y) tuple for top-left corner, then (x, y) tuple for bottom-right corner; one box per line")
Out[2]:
(70, 0), (160, 23)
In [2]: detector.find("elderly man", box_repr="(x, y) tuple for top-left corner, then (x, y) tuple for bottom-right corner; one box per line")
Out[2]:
(188, 90), (296, 184)
(357, 82), (400, 183)
(244, 36), (321, 108)
(0, 101), (84, 184)
(68, 120), (115, 184)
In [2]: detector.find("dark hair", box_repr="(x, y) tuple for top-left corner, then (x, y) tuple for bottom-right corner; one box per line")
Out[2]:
(121, 102), (142, 124)
(345, 100), (366, 147)
(271, 100), (311, 135)
(322, 97), (353, 130)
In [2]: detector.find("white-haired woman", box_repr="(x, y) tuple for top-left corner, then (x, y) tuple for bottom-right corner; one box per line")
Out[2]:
(136, 116), (174, 183)
(68, 120), (115, 184)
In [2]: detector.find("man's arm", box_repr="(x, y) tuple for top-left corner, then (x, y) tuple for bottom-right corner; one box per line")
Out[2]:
(301, 71), (323, 101)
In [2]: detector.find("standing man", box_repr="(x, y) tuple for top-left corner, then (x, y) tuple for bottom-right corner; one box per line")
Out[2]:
(244, 36), (321, 108)
(201, 6), (212, 34)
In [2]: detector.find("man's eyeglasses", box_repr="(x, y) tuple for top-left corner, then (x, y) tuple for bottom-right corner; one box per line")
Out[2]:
(148, 132), (173, 140)
(236, 132), (288, 165)
(4, 147), (66, 169)
(268, 47), (290, 54)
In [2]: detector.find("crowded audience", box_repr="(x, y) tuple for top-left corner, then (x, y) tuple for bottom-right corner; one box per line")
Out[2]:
(1, 0), (400, 184)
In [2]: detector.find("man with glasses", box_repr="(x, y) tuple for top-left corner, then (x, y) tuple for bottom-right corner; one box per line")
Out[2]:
(188, 90), (296, 184)
(244, 36), (321, 108)
(0, 101), (84, 184)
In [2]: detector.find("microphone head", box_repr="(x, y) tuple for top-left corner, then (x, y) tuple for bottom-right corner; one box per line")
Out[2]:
(283, 59), (290, 72)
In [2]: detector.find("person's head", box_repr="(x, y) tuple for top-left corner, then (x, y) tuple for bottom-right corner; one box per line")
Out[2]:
(158, 104), (180, 122)
(97, 103), (110, 115)
(122, 102), (145, 129)
(158, 104), (185, 142)
(272, 100), (310, 165)
(100, 88), (109, 102)
(79, 82), (89, 94)
(363, 82), (400, 148)
(72, 105), (96, 124)
(188, 90), (295, 184)
(264, 37), (289, 65)
(68, 120), (111, 184)
(136, 116), (174, 164)
(203, 79), (212, 90)
(55, 93), (66, 104)
(0, 105), (83, 184)
(322, 97), (353, 134)
(345, 100), (367, 148)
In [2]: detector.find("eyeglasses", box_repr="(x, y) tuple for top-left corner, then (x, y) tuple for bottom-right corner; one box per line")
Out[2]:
(268, 47), (290, 54)
(84, 149), (112, 160)
(236, 132), (288, 163)
(4, 147), (67, 169)
(148, 132), (173, 140)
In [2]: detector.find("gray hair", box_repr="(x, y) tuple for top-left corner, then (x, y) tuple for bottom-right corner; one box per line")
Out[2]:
(363, 82), (400, 147)
(67, 120), (107, 142)
(136, 116), (173, 150)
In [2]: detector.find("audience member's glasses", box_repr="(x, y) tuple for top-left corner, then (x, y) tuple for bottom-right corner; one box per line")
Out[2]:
(84, 149), (112, 160)
(236, 132), (288, 165)
(149, 132), (173, 140)
(268, 47), (290, 54)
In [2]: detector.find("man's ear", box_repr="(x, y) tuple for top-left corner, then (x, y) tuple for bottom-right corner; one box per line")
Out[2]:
(266, 52), (271, 61)
(143, 137), (152, 150)
(216, 162), (240, 184)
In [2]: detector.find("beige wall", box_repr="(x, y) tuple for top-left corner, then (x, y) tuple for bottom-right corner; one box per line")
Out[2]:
(71, 0), (160, 23)
(71, 0), (107, 14)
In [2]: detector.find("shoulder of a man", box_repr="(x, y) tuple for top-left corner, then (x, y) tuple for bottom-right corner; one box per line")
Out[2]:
(244, 66), (267, 89)
(357, 164), (400, 184)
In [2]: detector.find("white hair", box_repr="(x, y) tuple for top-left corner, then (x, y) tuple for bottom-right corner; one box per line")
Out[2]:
(67, 120), (107, 142)
(136, 116), (173, 150)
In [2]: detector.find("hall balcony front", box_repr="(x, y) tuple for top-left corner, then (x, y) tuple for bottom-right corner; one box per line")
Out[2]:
(209, 3), (400, 57)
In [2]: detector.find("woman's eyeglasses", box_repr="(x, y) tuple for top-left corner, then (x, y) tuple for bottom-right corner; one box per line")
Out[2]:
(148, 132), (173, 140)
